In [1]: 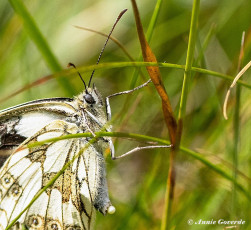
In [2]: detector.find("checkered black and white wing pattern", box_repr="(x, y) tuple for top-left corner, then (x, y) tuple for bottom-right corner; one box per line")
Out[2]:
(0, 119), (112, 230)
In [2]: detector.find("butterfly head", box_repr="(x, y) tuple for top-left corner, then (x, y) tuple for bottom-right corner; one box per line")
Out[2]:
(79, 85), (104, 109)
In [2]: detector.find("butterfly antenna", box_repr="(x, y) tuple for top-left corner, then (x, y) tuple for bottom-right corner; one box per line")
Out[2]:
(87, 9), (127, 88)
(68, 62), (87, 90)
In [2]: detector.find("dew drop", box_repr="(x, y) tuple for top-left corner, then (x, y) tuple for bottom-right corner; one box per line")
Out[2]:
(108, 205), (116, 214)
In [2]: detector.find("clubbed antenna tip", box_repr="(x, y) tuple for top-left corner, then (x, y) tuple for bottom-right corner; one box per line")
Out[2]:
(68, 62), (87, 90)
(87, 9), (128, 88)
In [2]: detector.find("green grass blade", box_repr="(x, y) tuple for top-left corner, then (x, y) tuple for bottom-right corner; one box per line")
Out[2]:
(178, 0), (200, 121)
(232, 84), (241, 217)
(27, 131), (251, 201)
(146, 0), (163, 42)
(8, 0), (75, 96)
(75, 62), (251, 90)
(70, 62), (251, 90)
(2, 61), (251, 104)
(162, 1), (199, 228)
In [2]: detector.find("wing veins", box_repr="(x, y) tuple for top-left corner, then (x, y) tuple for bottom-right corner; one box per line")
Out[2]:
(81, 146), (96, 228)
(6, 167), (41, 225)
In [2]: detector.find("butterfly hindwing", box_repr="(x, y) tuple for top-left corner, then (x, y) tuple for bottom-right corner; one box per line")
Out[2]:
(0, 119), (111, 229)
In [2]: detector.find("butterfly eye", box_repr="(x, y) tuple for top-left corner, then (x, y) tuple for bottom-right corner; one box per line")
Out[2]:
(84, 94), (95, 104)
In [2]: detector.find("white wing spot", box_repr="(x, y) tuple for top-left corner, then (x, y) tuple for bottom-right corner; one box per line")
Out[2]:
(8, 148), (29, 168)
(37, 131), (62, 142)
(15, 112), (62, 137)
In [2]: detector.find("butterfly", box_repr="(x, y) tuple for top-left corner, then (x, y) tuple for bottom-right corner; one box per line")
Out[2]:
(0, 84), (116, 229)
(0, 8), (167, 229)
(0, 71), (153, 230)
(0, 9), (130, 230)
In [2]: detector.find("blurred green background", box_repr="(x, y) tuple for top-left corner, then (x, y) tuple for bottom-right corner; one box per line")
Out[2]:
(0, 0), (251, 229)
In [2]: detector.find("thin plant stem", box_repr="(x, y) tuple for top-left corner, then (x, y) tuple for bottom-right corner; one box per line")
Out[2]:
(26, 130), (251, 201)
(232, 83), (241, 216)
(232, 32), (245, 218)
(162, 0), (200, 229)
(178, 0), (200, 121)
(1, 61), (251, 104)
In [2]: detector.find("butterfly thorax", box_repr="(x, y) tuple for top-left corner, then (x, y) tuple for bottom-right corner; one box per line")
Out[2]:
(73, 87), (111, 134)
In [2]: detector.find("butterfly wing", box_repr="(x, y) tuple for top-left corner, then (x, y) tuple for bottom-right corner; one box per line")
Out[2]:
(0, 119), (112, 230)
(0, 98), (76, 167)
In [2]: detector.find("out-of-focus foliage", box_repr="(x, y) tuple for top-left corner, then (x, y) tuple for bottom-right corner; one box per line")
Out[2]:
(0, 0), (251, 229)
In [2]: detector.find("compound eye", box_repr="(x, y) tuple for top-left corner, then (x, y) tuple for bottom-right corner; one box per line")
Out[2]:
(84, 94), (95, 104)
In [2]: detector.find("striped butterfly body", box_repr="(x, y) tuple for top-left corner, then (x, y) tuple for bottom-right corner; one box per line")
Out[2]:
(0, 87), (115, 229)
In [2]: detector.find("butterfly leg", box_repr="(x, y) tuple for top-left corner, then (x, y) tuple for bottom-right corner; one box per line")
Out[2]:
(108, 139), (116, 160)
(105, 79), (154, 159)
(105, 79), (152, 120)
(81, 110), (96, 137)
(112, 144), (172, 160)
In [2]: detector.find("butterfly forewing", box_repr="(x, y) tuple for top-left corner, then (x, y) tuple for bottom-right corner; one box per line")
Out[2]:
(0, 88), (114, 229)
(0, 98), (77, 167)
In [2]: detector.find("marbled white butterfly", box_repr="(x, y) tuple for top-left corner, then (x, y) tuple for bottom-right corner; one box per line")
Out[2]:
(0, 10), (128, 230)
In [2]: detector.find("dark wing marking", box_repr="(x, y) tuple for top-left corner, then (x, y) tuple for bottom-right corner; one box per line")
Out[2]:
(0, 118), (26, 167)
(0, 98), (74, 115)
(0, 98), (78, 167)
(0, 120), (96, 230)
